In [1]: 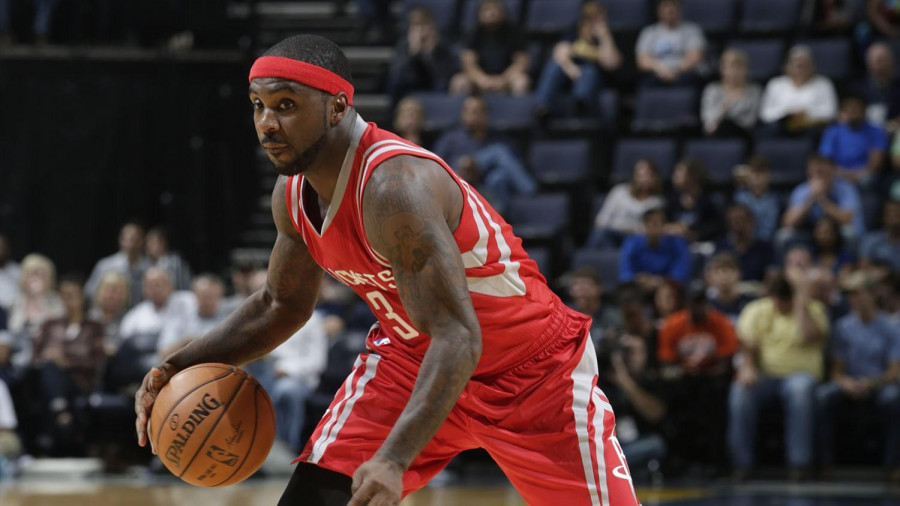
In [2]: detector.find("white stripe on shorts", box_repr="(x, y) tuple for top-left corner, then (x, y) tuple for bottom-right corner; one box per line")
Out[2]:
(570, 336), (607, 506)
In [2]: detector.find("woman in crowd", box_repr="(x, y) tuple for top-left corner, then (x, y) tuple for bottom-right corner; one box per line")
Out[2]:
(7, 254), (63, 367)
(666, 159), (722, 242)
(587, 158), (665, 248)
(87, 271), (130, 355)
(701, 49), (761, 138)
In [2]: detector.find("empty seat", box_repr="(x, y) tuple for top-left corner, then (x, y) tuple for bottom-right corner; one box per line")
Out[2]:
(592, 192), (608, 218)
(485, 95), (537, 131)
(727, 39), (786, 82)
(612, 139), (677, 183)
(604, 0), (652, 31)
(506, 193), (570, 240)
(801, 38), (852, 81)
(754, 138), (814, 186)
(412, 93), (464, 132)
(461, 0), (521, 32)
(571, 248), (621, 292)
(401, 0), (458, 34)
(682, 0), (738, 33)
(528, 140), (591, 185)
(598, 89), (619, 128)
(525, 0), (581, 35)
(739, 0), (802, 33)
(632, 87), (698, 133)
(682, 138), (747, 186)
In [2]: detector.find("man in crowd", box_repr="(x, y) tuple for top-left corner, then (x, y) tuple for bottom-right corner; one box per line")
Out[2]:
(636, 0), (706, 86)
(860, 200), (900, 272)
(157, 274), (228, 357)
(85, 222), (151, 308)
(818, 95), (889, 186)
(567, 266), (621, 345)
(620, 208), (692, 290)
(714, 204), (775, 283)
(119, 268), (193, 343)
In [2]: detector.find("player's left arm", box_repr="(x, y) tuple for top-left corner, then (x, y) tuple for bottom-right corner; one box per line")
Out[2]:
(350, 154), (481, 505)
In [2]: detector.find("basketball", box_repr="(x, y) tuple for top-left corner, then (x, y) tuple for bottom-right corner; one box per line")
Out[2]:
(148, 363), (276, 487)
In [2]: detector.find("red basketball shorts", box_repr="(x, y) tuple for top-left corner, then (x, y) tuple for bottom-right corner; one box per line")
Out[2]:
(297, 318), (640, 506)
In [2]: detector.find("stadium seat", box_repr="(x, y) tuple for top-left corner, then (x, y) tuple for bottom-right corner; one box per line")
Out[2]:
(412, 92), (464, 132)
(727, 39), (786, 82)
(484, 94), (538, 131)
(401, 0), (458, 34)
(604, 0), (652, 32)
(739, 0), (802, 34)
(525, 0), (581, 35)
(528, 140), (591, 185)
(592, 192), (608, 218)
(571, 248), (621, 291)
(612, 139), (678, 183)
(598, 89), (619, 128)
(525, 246), (552, 278)
(682, 0), (738, 33)
(461, 0), (521, 33)
(507, 193), (570, 240)
(801, 38), (852, 81)
(682, 138), (747, 186)
(754, 138), (814, 186)
(632, 87), (698, 133)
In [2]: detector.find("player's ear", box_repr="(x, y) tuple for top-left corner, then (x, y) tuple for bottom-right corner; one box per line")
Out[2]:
(329, 93), (349, 126)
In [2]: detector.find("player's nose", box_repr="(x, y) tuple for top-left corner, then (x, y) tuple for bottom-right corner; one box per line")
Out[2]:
(256, 108), (280, 134)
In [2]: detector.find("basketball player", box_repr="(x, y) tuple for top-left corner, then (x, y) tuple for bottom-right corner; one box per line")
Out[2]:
(135, 34), (639, 506)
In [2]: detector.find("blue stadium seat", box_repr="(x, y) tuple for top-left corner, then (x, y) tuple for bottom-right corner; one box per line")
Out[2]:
(612, 139), (677, 183)
(632, 87), (698, 133)
(571, 248), (621, 292)
(682, 138), (747, 186)
(525, 245), (552, 278)
(528, 140), (591, 185)
(507, 193), (570, 240)
(604, 0), (652, 32)
(484, 94), (537, 131)
(525, 0), (581, 35)
(682, 0), (738, 33)
(412, 93), (464, 132)
(598, 89), (619, 128)
(801, 38), (852, 81)
(754, 138), (814, 186)
(727, 39), (786, 82)
(461, 0), (521, 33)
(401, 0), (458, 34)
(739, 0), (802, 33)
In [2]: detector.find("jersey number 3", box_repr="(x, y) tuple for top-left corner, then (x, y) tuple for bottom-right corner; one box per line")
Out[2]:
(366, 291), (420, 340)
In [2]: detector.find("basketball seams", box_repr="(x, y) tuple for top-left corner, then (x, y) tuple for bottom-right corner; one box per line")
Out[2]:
(210, 383), (263, 487)
(152, 365), (237, 450)
(178, 372), (249, 479)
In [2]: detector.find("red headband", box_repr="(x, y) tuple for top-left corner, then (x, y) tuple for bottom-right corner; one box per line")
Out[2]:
(249, 56), (354, 105)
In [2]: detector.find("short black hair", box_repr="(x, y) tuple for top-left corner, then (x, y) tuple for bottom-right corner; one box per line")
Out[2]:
(642, 207), (666, 222)
(263, 34), (353, 86)
(770, 273), (794, 300)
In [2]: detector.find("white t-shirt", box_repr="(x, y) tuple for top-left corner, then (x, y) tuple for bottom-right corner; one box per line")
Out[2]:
(0, 380), (17, 429)
(636, 21), (706, 71)
(759, 75), (838, 123)
(119, 291), (195, 339)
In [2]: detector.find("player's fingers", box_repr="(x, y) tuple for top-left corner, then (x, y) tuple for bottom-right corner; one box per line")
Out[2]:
(347, 480), (377, 506)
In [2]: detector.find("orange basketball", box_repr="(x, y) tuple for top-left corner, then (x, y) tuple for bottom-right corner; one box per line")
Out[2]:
(148, 363), (276, 487)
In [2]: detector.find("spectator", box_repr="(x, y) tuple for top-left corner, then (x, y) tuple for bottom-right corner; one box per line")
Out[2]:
(701, 49), (762, 138)
(759, 45), (838, 136)
(636, 0), (707, 87)
(783, 243), (839, 311)
(0, 375), (19, 460)
(805, 0), (854, 34)
(157, 274), (227, 358)
(734, 156), (781, 242)
(432, 95), (537, 213)
(665, 159), (722, 242)
(85, 221), (150, 308)
(854, 42), (900, 128)
(223, 261), (264, 314)
(816, 271), (900, 480)
(392, 96), (425, 146)
(534, 1), (622, 117)
(860, 200), (900, 271)
(87, 271), (130, 355)
(118, 267), (193, 343)
(587, 158), (665, 248)
(715, 204), (775, 283)
(819, 95), (889, 186)
(620, 208), (692, 290)
(450, 0), (530, 96)
(865, 0), (900, 40)
(567, 267), (622, 344)
(145, 227), (192, 291)
(8, 254), (64, 361)
(782, 155), (866, 246)
(387, 8), (457, 105)
(652, 279), (683, 326)
(0, 234), (19, 313)
(728, 272), (829, 481)
(811, 216), (855, 276)
(705, 253), (755, 323)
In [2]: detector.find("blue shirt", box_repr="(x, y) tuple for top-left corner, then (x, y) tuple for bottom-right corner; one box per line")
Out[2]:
(713, 235), (774, 282)
(832, 313), (900, 379)
(818, 121), (889, 170)
(860, 231), (900, 271)
(619, 234), (692, 283)
(735, 190), (780, 241)
(788, 178), (866, 235)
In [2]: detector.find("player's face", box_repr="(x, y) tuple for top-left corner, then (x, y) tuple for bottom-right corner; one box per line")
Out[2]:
(250, 78), (330, 176)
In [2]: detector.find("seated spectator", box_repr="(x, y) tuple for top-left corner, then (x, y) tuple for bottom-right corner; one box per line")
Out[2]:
(30, 276), (105, 455)
(819, 95), (889, 186)
(781, 155), (865, 247)
(387, 8), (457, 105)
(0, 375), (20, 461)
(759, 45), (838, 136)
(432, 95), (537, 213)
(223, 260), (264, 314)
(861, 200), (900, 271)
(534, 1), (622, 117)
(157, 274), (227, 358)
(450, 0), (530, 96)
(715, 204), (775, 283)
(665, 159), (721, 242)
(85, 221), (150, 308)
(145, 227), (192, 291)
(8, 254), (64, 368)
(652, 279), (683, 327)
(805, 0), (854, 34)
(87, 271), (130, 355)
(816, 271), (900, 480)
(392, 96), (425, 146)
(0, 234), (19, 313)
(118, 267), (193, 343)
(864, 0), (900, 40)
(567, 267), (622, 343)
(783, 242), (840, 313)
(729, 272), (829, 480)
(854, 42), (900, 128)
(636, 0), (706, 87)
(620, 208), (692, 290)
(811, 216), (855, 276)
(734, 156), (780, 242)
(587, 158), (665, 248)
(702, 49), (762, 138)
(705, 253), (755, 322)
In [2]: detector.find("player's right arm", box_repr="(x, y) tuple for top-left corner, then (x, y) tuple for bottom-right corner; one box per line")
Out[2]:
(135, 176), (323, 450)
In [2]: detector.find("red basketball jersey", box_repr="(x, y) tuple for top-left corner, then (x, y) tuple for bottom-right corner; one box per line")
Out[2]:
(286, 116), (584, 376)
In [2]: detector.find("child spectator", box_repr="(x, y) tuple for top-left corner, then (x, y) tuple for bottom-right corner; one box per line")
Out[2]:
(652, 279), (683, 327)
(705, 253), (755, 323)
(587, 158), (665, 248)
(620, 208), (693, 290)
(819, 95), (889, 186)
(566, 267), (622, 344)
(734, 156), (780, 242)
(714, 204), (775, 282)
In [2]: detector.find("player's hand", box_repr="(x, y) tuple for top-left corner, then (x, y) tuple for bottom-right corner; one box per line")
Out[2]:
(135, 363), (178, 453)
(349, 456), (404, 506)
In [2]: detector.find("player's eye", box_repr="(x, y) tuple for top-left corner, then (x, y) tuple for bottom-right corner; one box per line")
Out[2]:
(278, 100), (294, 111)
(251, 99), (263, 111)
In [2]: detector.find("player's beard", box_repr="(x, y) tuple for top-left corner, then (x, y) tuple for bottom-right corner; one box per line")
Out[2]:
(271, 117), (329, 176)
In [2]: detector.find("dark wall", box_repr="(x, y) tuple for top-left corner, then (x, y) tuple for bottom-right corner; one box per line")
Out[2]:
(0, 54), (258, 276)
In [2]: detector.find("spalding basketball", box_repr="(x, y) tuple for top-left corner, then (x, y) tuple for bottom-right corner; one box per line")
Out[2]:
(148, 363), (276, 487)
